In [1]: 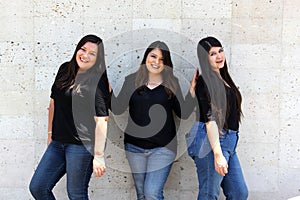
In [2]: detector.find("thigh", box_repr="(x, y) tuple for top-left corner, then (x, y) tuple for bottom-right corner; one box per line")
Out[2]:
(125, 143), (148, 174)
(221, 152), (248, 200)
(125, 143), (148, 199)
(144, 163), (173, 191)
(30, 141), (66, 191)
(65, 144), (93, 199)
(143, 148), (175, 199)
(144, 164), (173, 200)
(146, 147), (175, 173)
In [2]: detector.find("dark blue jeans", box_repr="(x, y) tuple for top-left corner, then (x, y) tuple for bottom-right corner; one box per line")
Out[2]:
(125, 143), (176, 200)
(29, 140), (93, 200)
(186, 122), (248, 200)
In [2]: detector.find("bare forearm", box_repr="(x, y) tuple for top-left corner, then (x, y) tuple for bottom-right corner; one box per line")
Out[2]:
(206, 120), (228, 176)
(48, 99), (54, 132)
(206, 121), (221, 154)
(47, 99), (54, 145)
(93, 116), (108, 177)
(94, 118), (107, 156)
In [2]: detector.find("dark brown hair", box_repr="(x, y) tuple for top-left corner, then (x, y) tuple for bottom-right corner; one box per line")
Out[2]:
(54, 34), (107, 90)
(135, 41), (177, 98)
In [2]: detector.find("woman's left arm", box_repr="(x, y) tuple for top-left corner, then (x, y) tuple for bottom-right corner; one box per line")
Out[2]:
(93, 116), (108, 178)
(93, 74), (110, 178)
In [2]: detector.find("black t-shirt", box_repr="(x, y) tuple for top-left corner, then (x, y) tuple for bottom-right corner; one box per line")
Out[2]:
(195, 75), (239, 130)
(111, 73), (195, 152)
(50, 63), (109, 145)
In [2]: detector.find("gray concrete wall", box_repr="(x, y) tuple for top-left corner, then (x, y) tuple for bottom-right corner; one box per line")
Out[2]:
(0, 0), (299, 199)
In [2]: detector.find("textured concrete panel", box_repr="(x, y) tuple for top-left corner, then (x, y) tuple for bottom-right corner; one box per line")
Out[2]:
(133, 0), (182, 19)
(1, 0), (299, 199)
(182, 0), (232, 19)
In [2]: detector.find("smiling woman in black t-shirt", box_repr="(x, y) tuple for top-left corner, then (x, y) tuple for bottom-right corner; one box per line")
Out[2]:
(186, 36), (248, 200)
(29, 35), (110, 199)
(110, 41), (197, 200)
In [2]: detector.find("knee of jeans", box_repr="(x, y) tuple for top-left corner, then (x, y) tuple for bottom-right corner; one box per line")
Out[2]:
(198, 193), (219, 200)
(238, 186), (249, 200)
(29, 180), (48, 198)
(67, 190), (88, 200)
(144, 193), (160, 200)
(228, 186), (248, 200)
(67, 182), (89, 200)
(144, 188), (163, 200)
(29, 181), (38, 197)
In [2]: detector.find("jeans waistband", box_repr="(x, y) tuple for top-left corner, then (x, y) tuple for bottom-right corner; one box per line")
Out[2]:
(194, 121), (239, 135)
(222, 129), (239, 135)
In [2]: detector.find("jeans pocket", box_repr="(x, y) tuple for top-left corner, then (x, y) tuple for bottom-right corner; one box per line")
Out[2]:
(186, 122), (206, 157)
(185, 132), (197, 157)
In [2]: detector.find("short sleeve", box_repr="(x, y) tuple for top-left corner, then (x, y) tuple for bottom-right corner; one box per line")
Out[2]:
(50, 83), (56, 99)
(50, 63), (66, 99)
(196, 76), (214, 122)
(95, 73), (110, 117)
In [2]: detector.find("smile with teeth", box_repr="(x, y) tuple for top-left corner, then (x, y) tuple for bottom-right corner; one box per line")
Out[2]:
(80, 57), (88, 63)
(151, 64), (160, 69)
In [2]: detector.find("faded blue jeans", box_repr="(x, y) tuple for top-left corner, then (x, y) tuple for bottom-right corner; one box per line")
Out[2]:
(125, 143), (176, 200)
(29, 140), (94, 200)
(186, 122), (248, 200)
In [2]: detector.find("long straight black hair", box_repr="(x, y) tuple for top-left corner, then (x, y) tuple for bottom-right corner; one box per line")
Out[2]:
(197, 36), (243, 126)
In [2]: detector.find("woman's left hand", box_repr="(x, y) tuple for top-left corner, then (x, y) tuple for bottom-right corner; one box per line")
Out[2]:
(93, 156), (106, 177)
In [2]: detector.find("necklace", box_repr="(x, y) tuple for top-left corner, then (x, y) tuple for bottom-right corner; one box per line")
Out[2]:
(146, 81), (162, 89)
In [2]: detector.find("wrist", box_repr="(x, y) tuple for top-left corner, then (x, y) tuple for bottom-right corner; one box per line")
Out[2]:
(48, 131), (52, 134)
(212, 145), (222, 156)
(94, 154), (105, 166)
(214, 151), (223, 158)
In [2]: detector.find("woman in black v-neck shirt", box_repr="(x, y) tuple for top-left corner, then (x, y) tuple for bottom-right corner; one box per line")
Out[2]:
(29, 35), (110, 199)
(110, 41), (197, 200)
(186, 36), (248, 200)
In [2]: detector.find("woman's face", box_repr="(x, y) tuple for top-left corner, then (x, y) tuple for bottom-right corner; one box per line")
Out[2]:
(208, 46), (225, 73)
(146, 48), (165, 75)
(76, 42), (98, 73)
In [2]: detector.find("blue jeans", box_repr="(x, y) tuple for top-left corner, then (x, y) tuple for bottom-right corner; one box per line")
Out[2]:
(186, 122), (248, 200)
(125, 143), (176, 200)
(29, 140), (94, 200)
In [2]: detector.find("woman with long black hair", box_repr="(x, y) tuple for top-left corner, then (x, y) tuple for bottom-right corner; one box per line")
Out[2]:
(187, 36), (248, 200)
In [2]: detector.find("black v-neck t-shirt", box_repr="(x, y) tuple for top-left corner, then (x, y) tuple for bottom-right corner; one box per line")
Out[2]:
(111, 73), (195, 152)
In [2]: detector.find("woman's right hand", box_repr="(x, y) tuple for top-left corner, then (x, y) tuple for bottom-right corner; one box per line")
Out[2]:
(93, 155), (106, 177)
(214, 152), (228, 176)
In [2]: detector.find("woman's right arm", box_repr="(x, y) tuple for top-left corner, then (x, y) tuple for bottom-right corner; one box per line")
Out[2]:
(197, 75), (228, 176)
(47, 98), (54, 145)
(205, 121), (228, 176)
